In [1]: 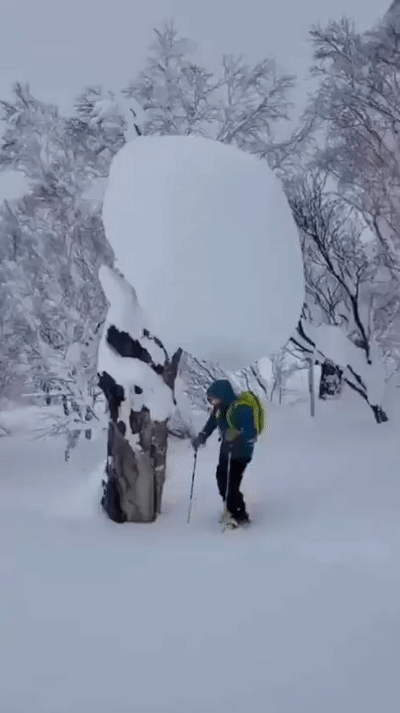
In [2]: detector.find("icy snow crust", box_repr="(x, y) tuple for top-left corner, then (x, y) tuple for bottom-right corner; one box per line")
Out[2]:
(102, 136), (304, 369)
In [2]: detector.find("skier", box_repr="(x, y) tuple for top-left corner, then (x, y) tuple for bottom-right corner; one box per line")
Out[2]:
(192, 379), (258, 527)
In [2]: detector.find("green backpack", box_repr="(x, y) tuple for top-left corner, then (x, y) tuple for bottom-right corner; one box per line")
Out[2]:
(226, 391), (266, 435)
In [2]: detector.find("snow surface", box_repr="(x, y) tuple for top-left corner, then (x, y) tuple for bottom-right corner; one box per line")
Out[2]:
(102, 136), (304, 369)
(1, 392), (400, 713)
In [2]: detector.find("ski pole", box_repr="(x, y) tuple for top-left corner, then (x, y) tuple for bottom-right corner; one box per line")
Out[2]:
(187, 448), (198, 524)
(221, 447), (233, 531)
(225, 449), (232, 507)
(224, 447), (232, 509)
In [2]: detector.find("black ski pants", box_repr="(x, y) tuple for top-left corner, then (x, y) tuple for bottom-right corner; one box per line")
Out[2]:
(216, 449), (250, 521)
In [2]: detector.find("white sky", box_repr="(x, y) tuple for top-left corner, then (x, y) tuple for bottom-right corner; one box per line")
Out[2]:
(0, 0), (385, 117)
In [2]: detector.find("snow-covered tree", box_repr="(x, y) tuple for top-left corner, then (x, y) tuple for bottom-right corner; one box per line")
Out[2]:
(0, 84), (113, 447)
(123, 24), (218, 137)
(70, 86), (127, 180)
(98, 266), (182, 522)
(123, 21), (300, 169)
(305, 13), (400, 271)
(288, 4), (400, 406)
(268, 347), (308, 404)
(286, 169), (392, 419)
(288, 172), (381, 348)
(0, 20), (302, 420)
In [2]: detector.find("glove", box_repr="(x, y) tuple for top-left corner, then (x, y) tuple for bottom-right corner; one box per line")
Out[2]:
(191, 432), (206, 450)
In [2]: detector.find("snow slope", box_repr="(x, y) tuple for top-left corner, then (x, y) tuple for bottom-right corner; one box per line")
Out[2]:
(1, 393), (400, 713)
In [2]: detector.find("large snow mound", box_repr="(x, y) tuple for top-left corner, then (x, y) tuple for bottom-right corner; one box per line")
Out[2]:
(102, 136), (304, 369)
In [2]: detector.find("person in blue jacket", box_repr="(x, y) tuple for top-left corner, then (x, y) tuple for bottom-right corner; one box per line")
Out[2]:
(192, 379), (257, 524)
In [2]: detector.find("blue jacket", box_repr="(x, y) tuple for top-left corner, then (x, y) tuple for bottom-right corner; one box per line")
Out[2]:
(200, 380), (257, 461)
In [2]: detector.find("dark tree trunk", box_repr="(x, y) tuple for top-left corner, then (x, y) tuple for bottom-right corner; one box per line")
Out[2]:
(62, 394), (69, 416)
(371, 404), (389, 424)
(99, 322), (182, 523)
(319, 360), (343, 400)
(344, 376), (389, 424)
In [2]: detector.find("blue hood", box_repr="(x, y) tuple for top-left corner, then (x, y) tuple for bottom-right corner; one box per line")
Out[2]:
(206, 379), (237, 405)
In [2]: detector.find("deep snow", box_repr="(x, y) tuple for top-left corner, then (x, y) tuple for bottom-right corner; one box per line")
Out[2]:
(1, 392), (400, 713)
